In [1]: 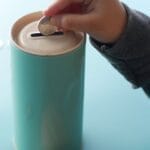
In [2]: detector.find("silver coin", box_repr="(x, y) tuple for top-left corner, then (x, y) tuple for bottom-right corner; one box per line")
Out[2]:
(38, 16), (57, 35)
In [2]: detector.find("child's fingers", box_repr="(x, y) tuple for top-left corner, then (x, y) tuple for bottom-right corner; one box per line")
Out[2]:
(51, 13), (94, 32)
(44, 0), (83, 16)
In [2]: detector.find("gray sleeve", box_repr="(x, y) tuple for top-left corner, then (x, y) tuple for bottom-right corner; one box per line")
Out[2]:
(90, 4), (150, 96)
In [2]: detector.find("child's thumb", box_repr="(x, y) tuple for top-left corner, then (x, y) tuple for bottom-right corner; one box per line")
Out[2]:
(51, 14), (90, 32)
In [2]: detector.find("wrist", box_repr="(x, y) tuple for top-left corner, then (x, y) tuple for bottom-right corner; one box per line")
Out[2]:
(93, 2), (127, 44)
(109, 2), (127, 43)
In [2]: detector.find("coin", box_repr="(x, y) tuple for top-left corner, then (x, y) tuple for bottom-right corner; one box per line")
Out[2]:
(38, 16), (57, 35)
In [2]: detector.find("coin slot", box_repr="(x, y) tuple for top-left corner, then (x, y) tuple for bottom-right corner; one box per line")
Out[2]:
(30, 31), (64, 37)
(31, 33), (44, 37)
(51, 31), (64, 36)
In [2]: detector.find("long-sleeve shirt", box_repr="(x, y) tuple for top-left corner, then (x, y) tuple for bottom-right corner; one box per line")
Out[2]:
(90, 4), (150, 97)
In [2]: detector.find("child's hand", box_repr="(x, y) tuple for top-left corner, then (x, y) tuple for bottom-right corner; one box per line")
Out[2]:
(44, 0), (127, 43)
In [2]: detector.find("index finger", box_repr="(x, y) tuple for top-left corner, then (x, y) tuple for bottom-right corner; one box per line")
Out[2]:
(43, 0), (83, 16)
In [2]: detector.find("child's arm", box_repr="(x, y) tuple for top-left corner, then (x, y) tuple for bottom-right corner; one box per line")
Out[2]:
(90, 4), (150, 97)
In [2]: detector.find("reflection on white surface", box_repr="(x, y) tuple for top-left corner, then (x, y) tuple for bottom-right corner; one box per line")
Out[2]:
(0, 40), (4, 49)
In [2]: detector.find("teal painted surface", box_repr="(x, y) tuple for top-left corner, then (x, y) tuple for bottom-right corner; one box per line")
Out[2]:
(11, 36), (85, 150)
(1, 0), (150, 150)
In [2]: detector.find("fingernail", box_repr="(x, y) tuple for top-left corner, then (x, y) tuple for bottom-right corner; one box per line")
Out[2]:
(42, 8), (49, 16)
(42, 11), (46, 16)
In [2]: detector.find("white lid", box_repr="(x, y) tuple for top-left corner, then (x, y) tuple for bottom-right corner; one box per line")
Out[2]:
(11, 12), (84, 56)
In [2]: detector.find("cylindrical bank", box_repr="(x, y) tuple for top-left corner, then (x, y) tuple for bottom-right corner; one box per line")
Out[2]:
(11, 12), (86, 150)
